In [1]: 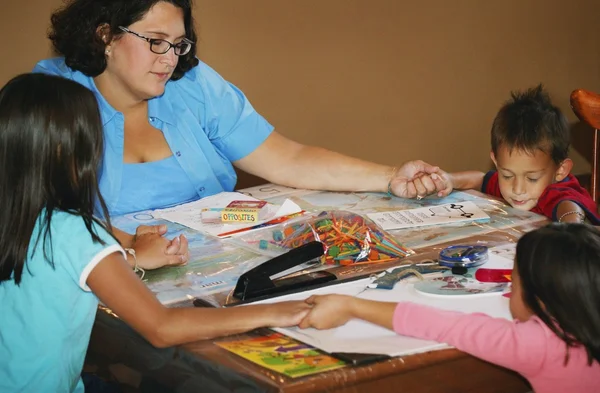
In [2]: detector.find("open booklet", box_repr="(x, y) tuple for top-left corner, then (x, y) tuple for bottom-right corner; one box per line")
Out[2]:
(367, 201), (490, 231)
(243, 273), (512, 357)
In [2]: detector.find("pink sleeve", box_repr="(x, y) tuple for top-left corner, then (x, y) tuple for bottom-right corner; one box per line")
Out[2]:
(392, 302), (548, 377)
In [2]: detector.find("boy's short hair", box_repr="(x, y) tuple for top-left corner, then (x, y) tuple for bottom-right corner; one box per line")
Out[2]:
(491, 84), (570, 165)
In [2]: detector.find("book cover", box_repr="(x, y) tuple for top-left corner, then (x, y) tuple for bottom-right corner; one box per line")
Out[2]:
(215, 332), (346, 378)
(221, 200), (269, 223)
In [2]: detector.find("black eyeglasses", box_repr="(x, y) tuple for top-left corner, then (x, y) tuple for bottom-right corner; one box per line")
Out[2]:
(118, 26), (193, 56)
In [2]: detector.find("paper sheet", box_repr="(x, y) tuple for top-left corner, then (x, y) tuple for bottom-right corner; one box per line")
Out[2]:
(367, 201), (490, 230)
(483, 247), (515, 270)
(236, 184), (302, 200)
(153, 192), (303, 238)
(246, 276), (512, 357)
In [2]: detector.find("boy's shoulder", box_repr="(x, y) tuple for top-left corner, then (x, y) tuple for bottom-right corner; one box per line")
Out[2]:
(481, 170), (501, 196)
(541, 174), (588, 196)
(535, 174), (600, 222)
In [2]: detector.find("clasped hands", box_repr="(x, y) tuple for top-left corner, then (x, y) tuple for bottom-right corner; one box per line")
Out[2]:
(130, 224), (190, 270)
(389, 160), (452, 199)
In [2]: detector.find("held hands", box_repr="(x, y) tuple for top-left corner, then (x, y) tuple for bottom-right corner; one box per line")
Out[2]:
(262, 296), (352, 330)
(298, 295), (355, 330)
(260, 301), (312, 328)
(413, 167), (453, 198)
(131, 224), (190, 270)
(390, 160), (453, 199)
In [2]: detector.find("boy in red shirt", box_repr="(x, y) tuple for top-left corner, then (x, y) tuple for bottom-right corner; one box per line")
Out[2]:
(437, 84), (599, 223)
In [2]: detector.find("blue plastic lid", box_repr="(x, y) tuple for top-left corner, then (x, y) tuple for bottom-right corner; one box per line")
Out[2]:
(438, 245), (489, 268)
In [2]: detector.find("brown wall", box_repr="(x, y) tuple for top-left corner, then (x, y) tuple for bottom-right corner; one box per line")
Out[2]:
(3, 0), (599, 184)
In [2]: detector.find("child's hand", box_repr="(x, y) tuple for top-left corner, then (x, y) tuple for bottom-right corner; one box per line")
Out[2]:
(132, 227), (189, 270)
(298, 294), (355, 330)
(262, 301), (312, 328)
(430, 169), (453, 197)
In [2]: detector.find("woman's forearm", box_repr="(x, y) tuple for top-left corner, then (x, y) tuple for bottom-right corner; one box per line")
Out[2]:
(235, 132), (393, 192)
(273, 144), (394, 192)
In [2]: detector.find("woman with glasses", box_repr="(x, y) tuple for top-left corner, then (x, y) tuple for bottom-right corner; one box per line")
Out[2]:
(34, 0), (448, 270)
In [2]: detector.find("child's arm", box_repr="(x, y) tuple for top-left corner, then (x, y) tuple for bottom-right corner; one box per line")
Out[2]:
(555, 200), (586, 223)
(88, 253), (311, 347)
(416, 170), (485, 198)
(447, 171), (486, 191)
(300, 295), (545, 377)
(299, 294), (397, 330)
(392, 301), (545, 376)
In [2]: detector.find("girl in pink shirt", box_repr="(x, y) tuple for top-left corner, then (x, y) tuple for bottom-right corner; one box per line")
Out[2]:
(299, 223), (600, 392)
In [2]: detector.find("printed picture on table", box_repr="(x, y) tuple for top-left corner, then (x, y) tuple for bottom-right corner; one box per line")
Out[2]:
(414, 274), (509, 297)
(215, 332), (346, 378)
(428, 203), (476, 218)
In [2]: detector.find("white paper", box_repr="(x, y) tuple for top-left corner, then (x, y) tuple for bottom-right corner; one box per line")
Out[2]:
(482, 250), (514, 270)
(487, 243), (517, 265)
(236, 184), (300, 200)
(274, 198), (303, 218)
(153, 192), (303, 238)
(367, 201), (491, 230)
(246, 276), (511, 357)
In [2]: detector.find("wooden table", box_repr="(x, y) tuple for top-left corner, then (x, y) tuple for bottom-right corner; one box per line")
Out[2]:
(89, 311), (530, 392)
(87, 190), (543, 392)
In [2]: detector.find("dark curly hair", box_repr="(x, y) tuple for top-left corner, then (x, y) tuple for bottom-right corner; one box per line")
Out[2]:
(48, 0), (199, 80)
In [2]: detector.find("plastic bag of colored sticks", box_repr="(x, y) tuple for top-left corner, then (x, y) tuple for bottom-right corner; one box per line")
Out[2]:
(231, 211), (414, 265)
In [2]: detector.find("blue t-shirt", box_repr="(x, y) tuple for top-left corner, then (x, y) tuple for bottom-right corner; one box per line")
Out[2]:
(0, 211), (124, 393)
(33, 58), (274, 216)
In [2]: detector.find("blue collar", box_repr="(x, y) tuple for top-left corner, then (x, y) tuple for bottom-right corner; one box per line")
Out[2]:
(82, 74), (176, 126)
(148, 91), (176, 126)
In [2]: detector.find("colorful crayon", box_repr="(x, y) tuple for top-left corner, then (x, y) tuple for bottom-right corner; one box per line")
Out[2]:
(273, 211), (413, 265)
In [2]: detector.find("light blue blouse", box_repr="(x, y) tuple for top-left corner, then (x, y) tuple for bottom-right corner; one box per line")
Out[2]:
(33, 58), (274, 216)
(114, 155), (199, 216)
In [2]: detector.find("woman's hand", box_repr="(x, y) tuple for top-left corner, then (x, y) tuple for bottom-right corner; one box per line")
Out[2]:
(389, 160), (449, 199)
(410, 168), (454, 198)
(132, 224), (189, 270)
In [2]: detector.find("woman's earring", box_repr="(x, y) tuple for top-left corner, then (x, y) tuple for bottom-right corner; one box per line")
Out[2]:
(105, 48), (111, 55)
